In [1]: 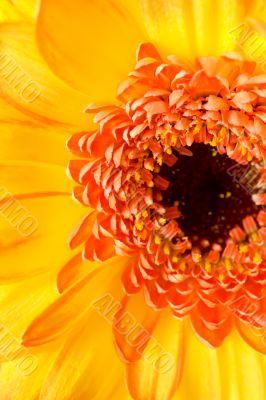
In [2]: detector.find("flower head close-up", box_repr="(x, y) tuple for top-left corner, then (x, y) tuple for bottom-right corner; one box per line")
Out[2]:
(0, 1), (266, 399)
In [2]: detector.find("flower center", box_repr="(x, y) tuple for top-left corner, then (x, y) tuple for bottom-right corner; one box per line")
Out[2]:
(160, 143), (259, 249)
(68, 43), (266, 346)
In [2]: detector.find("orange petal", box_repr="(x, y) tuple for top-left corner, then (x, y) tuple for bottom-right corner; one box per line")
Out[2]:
(190, 302), (232, 347)
(83, 236), (116, 262)
(68, 210), (97, 250)
(113, 291), (159, 363)
(57, 253), (99, 293)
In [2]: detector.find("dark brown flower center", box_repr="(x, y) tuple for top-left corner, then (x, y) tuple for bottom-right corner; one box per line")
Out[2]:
(160, 143), (259, 248)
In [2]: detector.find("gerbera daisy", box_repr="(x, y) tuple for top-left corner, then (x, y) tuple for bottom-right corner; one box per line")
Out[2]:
(0, 1), (265, 399)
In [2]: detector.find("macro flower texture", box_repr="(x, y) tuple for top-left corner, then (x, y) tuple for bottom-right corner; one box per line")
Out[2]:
(0, 0), (266, 399)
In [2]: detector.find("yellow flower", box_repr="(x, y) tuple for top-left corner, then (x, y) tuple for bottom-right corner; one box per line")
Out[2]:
(0, 1), (266, 399)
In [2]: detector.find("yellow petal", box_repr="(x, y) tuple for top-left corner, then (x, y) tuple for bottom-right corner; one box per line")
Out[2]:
(0, 23), (91, 131)
(0, 0), (37, 22)
(175, 319), (223, 400)
(0, 274), (61, 399)
(0, 273), (58, 337)
(0, 115), (69, 166)
(175, 324), (266, 399)
(236, 318), (266, 354)
(36, 0), (145, 101)
(0, 259), (131, 399)
(229, 17), (266, 72)
(0, 342), (63, 400)
(23, 256), (129, 346)
(216, 329), (266, 400)
(126, 308), (184, 400)
(0, 162), (72, 195)
(0, 163), (86, 280)
(38, 313), (129, 400)
(250, 0), (266, 23)
(141, 0), (265, 59)
(36, 0), (266, 103)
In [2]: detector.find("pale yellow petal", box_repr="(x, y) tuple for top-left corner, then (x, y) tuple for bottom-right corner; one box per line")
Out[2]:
(0, 118), (69, 166)
(0, 0), (38, 23)
(0, 23), (91, 131)
(0, 163), (87, 280)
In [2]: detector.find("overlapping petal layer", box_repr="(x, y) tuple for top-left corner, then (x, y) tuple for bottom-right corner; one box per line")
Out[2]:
(0, 23), (91, 130)
(68, 43), (266, 353)
(0, 1), (265, 399)
(36, 0), (266, 100)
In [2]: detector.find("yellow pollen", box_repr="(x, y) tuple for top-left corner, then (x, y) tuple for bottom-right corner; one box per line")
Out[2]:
(154, 235), (161, 245)
(218, 127), (226, 141)
(193, 124), (201, 134)
(147, 181), (154, 188)
(239, 244), (248, 253)
(253, 252), (262, 264)
(209, 137), (217, 147)
(157, 155), (163, 166)
(146, 164), (154, 171)
(163, 243), (171, 255)
(171, 135), (177, 146)
(225, 191), (232, 198)
(142, 210), (148, 218)
(143, 144), (149, 150)
(219, 193), (225, 198)
(212, 150), (217, 157)
(135, 221), (144, 231)
(241, 146), (247, 156)
(135, 171), (141, 182)
(166, 148), (172, 155)
(250, 232), (258, 241)
(172, 255), (179, 263)
(159, 217), (167, 225)
(247, 153), (253, 161)
(205, 261), (212, 273)
(219, 273), (225, 281)
(225, 259), (232, 270)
